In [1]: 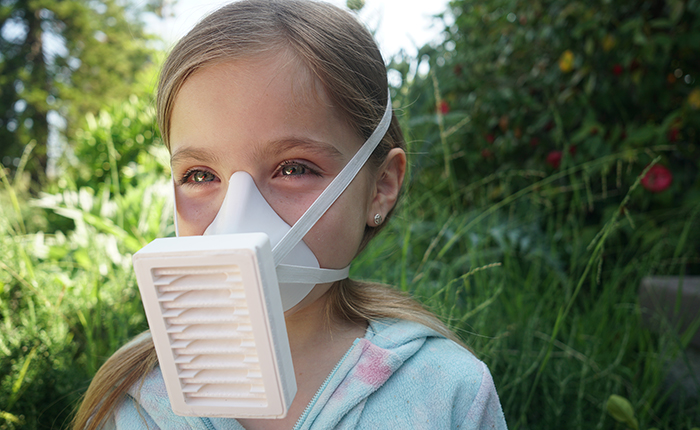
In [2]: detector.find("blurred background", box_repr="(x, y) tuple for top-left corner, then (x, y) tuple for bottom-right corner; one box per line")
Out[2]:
(1, 0), (699, 428)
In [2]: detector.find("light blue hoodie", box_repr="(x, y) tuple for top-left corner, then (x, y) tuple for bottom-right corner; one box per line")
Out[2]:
(105, 319), (508, 430)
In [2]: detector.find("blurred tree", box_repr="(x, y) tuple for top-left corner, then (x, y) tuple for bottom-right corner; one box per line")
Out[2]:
(0, 0), (169, 184)
(346, 0), (365, 11)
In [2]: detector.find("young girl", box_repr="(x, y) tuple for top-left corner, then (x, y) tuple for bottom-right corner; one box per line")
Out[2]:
(72, 1), (507, 429)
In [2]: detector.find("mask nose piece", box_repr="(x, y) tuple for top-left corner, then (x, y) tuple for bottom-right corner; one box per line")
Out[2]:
(201, 171), (323, 310)
(203, 172), (283, 242)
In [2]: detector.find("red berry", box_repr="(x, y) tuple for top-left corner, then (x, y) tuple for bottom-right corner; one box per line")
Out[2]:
(438, 100), (450, 115)
(568, 145), (577, 155)
(668, 127), (679, 142)
(485, 134), (495, 144)
(641, 164), (673, 193)
(453, 64), (463, 76)
(529, 137), (540, 147)
(612, 64), (623, 76)
(546, 150), (562, 169)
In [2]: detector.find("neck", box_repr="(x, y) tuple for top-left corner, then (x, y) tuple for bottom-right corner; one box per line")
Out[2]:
(236, 285), (366, 430)
(283, 282), (366, 356)
(285, 287), (332, 354)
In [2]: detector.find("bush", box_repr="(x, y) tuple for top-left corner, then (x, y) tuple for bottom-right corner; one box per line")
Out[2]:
(0, 98), (170, 429)
(384, 0), (700, 427)
(393, 0), (699, 222)
(58, 94), (167, 198)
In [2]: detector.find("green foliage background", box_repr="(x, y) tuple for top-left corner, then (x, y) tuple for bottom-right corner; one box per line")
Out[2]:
(0, 0), (164, 180)
(1, 0), (700, 429)
(385, 0), (700, 426)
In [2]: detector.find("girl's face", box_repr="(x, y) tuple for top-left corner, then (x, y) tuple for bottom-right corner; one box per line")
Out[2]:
(169, 54), (380, 272)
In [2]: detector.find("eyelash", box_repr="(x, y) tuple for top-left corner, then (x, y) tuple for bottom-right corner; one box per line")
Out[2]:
(178, 160), (321, 185)
(179, 168), (216, 185)
(275, 160), (321, 178)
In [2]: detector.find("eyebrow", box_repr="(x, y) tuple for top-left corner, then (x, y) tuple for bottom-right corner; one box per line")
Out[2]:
(170, 137), (347, 167)
(254, 137), (346, 161)
(170, 147), (222, 166)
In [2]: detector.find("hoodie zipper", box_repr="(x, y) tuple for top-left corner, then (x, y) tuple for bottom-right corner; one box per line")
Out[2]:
(200, 338), (361, 430)
(292, 338), (360, 430)
(201, 416), (217, 430)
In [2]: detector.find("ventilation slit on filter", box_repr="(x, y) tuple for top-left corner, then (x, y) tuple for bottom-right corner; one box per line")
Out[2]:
(154, 265), (266, 406)
(134, 236), (296, 416)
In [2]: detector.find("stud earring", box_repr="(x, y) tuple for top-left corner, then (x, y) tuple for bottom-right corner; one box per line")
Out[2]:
(374, 213), (383, 226)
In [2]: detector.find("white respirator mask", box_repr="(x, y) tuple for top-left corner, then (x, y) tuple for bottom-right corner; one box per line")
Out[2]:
(195, 170), (350, 312)
(132, 92), (392, 419)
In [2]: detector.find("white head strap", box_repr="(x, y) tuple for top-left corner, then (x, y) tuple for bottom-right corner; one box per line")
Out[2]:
(272, 91), (393, 265)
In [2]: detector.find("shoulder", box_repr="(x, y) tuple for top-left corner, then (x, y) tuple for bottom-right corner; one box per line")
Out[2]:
(366, 318), (485, 380)
(357, 319), (507, 429)
(372, 327), (490, 406)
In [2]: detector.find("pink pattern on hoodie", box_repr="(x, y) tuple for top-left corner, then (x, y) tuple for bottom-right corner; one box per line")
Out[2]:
(354, 339), (393, 387)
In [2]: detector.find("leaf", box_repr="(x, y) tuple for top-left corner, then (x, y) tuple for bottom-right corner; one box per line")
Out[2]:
(606, 394), (639, 430)
(585, 73), (596, 95)
(649, 18), (672, 28)
(571, 122), (602, 143)
(7, 346), (38, 410)
(0, 411), (23, 424)
(625, 125), (658, 144)
(48, 245), (70, 261)
(74, 249), (93, 270)
(633, 30), (647, 46)
(660, 110), (682, 130)
(669, 0), (685, 24)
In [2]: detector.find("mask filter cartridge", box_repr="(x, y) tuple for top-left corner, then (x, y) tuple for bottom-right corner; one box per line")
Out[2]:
(133, 233), (294, 417)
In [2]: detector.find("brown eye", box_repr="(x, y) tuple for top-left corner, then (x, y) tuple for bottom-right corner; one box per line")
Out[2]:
(281, 164), (306, 176)
(189, 170), (215, 183)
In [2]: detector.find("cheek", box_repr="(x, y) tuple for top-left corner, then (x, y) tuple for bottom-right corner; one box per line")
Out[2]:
(175, 189), (224, 236)
(310, 208), (367, 268)
(300, 178), (373, 268)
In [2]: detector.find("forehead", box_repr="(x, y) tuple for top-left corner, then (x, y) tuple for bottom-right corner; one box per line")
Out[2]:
(173, 53), (329, 123)
(168, 53), (362, 163)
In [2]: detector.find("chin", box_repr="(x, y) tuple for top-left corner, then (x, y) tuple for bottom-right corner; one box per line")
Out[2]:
(283, 282), (334, 319)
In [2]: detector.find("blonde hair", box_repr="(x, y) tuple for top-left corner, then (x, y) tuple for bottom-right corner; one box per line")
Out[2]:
(72, 1), (460, 428)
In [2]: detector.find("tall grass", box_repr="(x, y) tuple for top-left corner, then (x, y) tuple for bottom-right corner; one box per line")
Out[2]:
(1, 137), (698, 428)
(352, 151), (700, 428)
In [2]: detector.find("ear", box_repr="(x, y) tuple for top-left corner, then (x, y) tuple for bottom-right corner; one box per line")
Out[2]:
(367, 148), (406, 227)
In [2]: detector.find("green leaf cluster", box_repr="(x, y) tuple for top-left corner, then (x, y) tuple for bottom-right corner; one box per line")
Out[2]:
(392, 0), (699, 213)
(0, 114), (170, 428)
